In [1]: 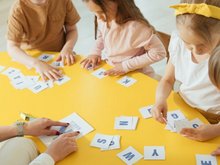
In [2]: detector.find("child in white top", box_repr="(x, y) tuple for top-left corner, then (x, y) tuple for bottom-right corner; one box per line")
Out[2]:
(152, 1), (220, 124)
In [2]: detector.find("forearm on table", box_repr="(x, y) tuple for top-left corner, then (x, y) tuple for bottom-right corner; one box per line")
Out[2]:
(7, 41), (38, 68)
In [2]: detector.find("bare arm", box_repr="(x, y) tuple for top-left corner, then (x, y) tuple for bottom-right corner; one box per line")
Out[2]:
(152, 59), (175, 123)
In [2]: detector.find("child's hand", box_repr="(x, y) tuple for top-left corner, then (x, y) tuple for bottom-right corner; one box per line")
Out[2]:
(152, 101), (168, 124)
(80, 55), (101, 70)
(33, 60), (63, 81)
(180, 124), (220, 141)
(56, 49), (76, 66)
(104, 64), (126, 76)
(212, 146), (220, 156)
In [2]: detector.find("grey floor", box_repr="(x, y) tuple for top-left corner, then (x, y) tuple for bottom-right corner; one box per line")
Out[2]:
(0, 0), (179, 76)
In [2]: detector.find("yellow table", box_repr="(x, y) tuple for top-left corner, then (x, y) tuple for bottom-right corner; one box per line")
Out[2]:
(0, 51), (219, 165)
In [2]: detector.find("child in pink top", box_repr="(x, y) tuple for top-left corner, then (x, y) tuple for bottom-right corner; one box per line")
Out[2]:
(80, 0), (166, 77)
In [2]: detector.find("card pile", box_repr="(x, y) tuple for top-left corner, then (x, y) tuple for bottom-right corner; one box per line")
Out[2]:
(165, 110), (204, 133)
(0, 54), (70, 94)
(39, 113), (94, 146)
(90, 133), (121, 151)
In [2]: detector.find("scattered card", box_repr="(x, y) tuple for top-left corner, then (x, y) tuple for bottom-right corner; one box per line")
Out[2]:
(28, 81), (48, 94)
(117, 76), (137, 87)
(2, 67), (20, 78)
(51, 61), (64, 68)
(101, 135), (121, 151)
(55, 76), (71, 85)
(196, 154), (217, 165)
(144, 146), (165, 160)
(91, 68), (107, 79)
(90, 133), (113, 149)
(139, 105), (153, 119)
(38, 54), (54, 62)
(117, 146), (143, 165)
(115, 116), (139, 130)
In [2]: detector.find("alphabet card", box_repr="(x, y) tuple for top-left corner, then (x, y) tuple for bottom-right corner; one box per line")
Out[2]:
(38, 54), (54, 62)
(117, 76), (137, 87)
(144, 146), (165, 160)
(196, 155), (217, 165)
(139, 105), (153, 119)
(91, 68), (107, 79)
(90, 133), (121, 151)
(114, 116), (139, 130)
(117, 146), (143, 165)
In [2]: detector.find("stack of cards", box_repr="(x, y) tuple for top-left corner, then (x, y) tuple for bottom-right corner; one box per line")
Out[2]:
(40, 113), (94, 146)
(1, 66), (71, 94)
(114, 116), (139, 130)
(165, 110), (204, 133)
(90, 133), (121, 151)
(0, 65), (6, 72)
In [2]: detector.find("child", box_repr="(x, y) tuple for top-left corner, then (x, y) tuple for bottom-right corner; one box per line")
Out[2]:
(80, 0), (166, 77)
(180, 48), (220, 156)
(152, 1), (220, 126)
(7, 0), (80, 81)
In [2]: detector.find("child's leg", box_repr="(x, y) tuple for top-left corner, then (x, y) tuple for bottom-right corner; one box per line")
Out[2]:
(0, 137), (39, 165)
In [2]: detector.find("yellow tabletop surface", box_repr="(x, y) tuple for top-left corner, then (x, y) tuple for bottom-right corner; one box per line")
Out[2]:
(0, 51), (219, 165)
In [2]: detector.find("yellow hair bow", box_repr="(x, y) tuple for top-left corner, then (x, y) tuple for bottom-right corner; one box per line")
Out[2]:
(170, 3), (220, 20)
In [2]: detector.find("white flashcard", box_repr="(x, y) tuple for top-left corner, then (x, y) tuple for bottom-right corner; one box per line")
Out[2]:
(114, 117), (133, 130)
(144, 146), (165, 160)
(167, 110), (186, 121)
(45, 80), (54, 88)
(90, 133), (113, 149)
(28, 81), (48, 93)
(117, 146), (143, 165)
(91, 68), (107, 79)
(55, 76), (70, 85)
(38, 54), (54, 62)
(131, 117), (139, 130)
(174, 119), (190, 133)
(101, 135), (121, 151)
(51, 61), (64, 68)
(196, 154), (217, 165)
(190, 118), (203, 129)
(0, 65), (6, 72)
(117, 76), (137, 87)
(39, 113), (94, 146)
(139, 105), (153, 119)
(2, 67), (20, 78)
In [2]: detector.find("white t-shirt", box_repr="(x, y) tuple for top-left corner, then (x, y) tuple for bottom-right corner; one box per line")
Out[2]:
(169, 32), (220, 114)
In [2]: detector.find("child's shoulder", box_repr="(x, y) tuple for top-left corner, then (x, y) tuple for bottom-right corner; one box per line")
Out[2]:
(9, 0), (24, 16)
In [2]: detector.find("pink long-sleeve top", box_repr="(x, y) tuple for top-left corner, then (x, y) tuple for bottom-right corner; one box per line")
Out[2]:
(90, 20), (167, 74)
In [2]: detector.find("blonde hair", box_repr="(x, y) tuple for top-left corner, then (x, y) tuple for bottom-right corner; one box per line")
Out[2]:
(209, 47), (220, 89)
(176, 0), (220, 43)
